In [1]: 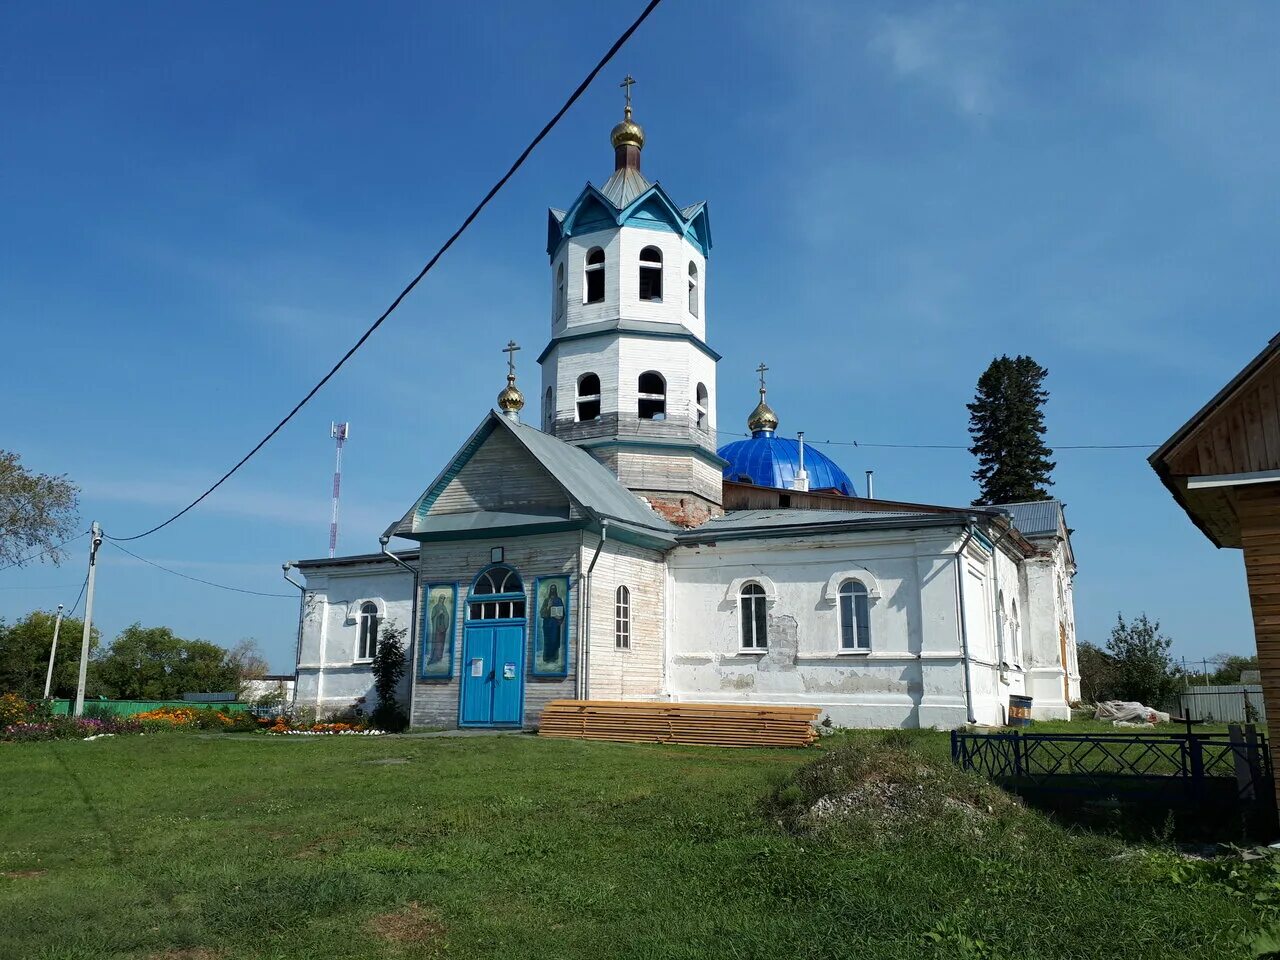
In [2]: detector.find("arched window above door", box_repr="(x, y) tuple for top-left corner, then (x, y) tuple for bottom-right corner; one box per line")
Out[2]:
(469, 565), (527, 620)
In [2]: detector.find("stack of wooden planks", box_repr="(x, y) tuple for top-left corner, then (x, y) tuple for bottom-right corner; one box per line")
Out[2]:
(538, 699), (820, 748)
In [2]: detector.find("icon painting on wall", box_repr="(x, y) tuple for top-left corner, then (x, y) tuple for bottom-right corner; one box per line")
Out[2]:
(419, 583), (457, 679)
(532, 575), (570, 677)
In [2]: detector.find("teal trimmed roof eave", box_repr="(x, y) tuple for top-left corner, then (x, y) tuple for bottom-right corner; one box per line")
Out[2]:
(547, 180), (711, 259)
(536, 319), (722, 364)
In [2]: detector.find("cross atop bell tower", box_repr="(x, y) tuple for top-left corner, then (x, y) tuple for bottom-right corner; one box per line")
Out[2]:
(620, 74), (635, 117)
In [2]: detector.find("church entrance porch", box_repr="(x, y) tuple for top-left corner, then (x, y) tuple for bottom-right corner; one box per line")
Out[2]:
(459, 564), (527, 728)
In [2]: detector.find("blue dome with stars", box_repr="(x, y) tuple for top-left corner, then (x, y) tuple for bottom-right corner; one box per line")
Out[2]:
(716, 370), (856, 496)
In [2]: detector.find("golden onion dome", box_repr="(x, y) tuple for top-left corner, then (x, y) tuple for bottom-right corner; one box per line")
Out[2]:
(611, 109), (645, 151)
(497, 375), (525, 415)
(747, 399), (779, 434)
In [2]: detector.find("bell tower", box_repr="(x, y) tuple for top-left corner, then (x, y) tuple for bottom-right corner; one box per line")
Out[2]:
(538, 79), (722, 526)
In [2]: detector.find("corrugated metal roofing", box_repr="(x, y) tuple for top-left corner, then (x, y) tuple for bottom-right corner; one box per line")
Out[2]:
(999, 500), (1063, 538)
(717, 435), (856, 496)
(599, 167), (653, 209)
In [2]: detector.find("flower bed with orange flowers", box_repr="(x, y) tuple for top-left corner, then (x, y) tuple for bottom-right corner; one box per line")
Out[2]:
(259, 715), (384, 736)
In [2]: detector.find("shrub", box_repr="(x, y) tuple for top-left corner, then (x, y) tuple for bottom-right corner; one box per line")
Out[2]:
(0, 692), (30, 727)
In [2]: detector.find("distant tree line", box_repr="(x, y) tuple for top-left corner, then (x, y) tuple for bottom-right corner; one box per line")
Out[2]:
(0, 610), (269, 701)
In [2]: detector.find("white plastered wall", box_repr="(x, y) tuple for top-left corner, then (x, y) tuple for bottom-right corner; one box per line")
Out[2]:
(665, 528), (1001, 729)
(293, 561), (414, 717)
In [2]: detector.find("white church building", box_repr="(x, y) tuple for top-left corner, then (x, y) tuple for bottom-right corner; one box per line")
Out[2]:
(287, 97), (1080, 730)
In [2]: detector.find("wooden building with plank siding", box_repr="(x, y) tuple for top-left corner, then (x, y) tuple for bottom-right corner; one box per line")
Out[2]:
(1151, 333), (1280, 803)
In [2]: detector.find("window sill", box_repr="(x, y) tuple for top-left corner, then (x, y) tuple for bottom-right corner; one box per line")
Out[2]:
(836, 649), (872, 657)
(353, 658), (373, 665)
(737, 648), (768, 655)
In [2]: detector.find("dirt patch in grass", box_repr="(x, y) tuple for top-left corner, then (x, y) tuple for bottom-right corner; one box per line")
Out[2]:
(145, 949), (224, 960)
(767, 730), (1024, 843)
(368, 901), (445, 947)
(2, 869), (47, 879)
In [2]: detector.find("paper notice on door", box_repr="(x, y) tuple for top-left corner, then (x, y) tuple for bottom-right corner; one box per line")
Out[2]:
(470, 658), (484, 678)
(503, 663), (516, 680)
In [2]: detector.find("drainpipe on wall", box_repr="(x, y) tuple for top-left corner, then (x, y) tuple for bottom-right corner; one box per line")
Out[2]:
(379, 535), (420, 721)
(283, 562), (306, 711)
(953, 524), (978, 725)
(579, 519), (609, 701)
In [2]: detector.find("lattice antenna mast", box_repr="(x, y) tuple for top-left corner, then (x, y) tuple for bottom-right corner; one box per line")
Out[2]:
(329, 422), (350, 558)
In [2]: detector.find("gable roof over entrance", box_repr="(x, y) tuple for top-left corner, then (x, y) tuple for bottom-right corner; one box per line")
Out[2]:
(388, 411), (678, 546)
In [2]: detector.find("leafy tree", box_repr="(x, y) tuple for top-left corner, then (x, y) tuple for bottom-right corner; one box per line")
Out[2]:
(1106, 613), (1181, 707)
(92, 624), (242, 700)
(371, 622), (409, 731)
(1076, 641), (1118, 704)
(0, 450), (80, 567)
(1208, 653), (1258, 685)
(0, 610), (99, 699)
(967, 355), (1056, 505)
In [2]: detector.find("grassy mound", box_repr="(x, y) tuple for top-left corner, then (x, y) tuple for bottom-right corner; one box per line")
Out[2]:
(767, 730), (1025, 844)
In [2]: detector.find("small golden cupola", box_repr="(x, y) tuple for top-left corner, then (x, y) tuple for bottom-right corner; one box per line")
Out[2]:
(497, 340), (525, 421)
(610, 74), (645, 171)
(747, 361), (779, 435)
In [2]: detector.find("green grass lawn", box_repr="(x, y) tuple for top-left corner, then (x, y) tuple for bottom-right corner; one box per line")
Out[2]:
(0, 730), (1271, 959)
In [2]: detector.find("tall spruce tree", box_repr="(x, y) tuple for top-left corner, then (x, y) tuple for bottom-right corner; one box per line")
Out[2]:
(967, 354), (1055, 505)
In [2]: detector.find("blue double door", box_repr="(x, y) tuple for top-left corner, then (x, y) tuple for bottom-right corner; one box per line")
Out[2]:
(460, 623), (525, 726)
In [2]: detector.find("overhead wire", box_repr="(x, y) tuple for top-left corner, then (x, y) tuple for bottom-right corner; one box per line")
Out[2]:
(104, 540), (295, 598)
(107, 0), (664, 543)
(0, 529), (91, 573)
(727, 433), (1155, 451)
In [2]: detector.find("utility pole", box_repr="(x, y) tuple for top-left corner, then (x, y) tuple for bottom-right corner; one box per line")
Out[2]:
(73, 522), (103, 717)
(42, 603), (65, 699)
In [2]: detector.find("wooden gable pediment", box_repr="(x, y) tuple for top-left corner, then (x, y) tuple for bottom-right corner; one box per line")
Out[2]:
(1152, 335), (1280, 547)
(407, 418), (581, 538)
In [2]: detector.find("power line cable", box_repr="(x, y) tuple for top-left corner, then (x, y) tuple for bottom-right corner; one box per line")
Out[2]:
(728, 432), (1155, 450)
(0, 529), (91, 573)
(64, 569), (90, 618)
(108, 0), (664, 543)
(104, 540), (295, 598)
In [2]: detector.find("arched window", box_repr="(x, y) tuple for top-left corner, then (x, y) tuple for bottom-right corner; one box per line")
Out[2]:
(639, 245), (663, 301)
(555, 262), (565, 321)
(739, 582), (768, 651)
(695, 382), (709, 430)
(577, 372), (601, 422)
(469, 565), (526, 621)
(687, 261), (699, 317)
(838, 581), (870, 652)
(638, 371), (666, 420)
(615, 585), (631, 649)
(544, 387), (554, 431)
(584, 247), (605, 304)
(357, 601), (379, 660)
(1009, 599), (1021, 666)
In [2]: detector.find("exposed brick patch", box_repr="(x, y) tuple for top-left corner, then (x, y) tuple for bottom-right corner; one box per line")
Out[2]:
(644, 495), (721, 528)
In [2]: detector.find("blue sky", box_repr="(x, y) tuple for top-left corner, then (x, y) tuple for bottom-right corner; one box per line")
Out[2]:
(2, 2), (1277, 672)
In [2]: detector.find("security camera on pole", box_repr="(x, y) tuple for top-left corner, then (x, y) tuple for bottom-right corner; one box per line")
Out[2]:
(73, 522), (103, 717)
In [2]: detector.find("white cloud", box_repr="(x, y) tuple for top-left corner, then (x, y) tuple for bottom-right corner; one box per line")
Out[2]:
(870, 4), (1005, 119)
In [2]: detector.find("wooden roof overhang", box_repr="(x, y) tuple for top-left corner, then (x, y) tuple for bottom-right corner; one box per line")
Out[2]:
(1150, 333), (1280, 548)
